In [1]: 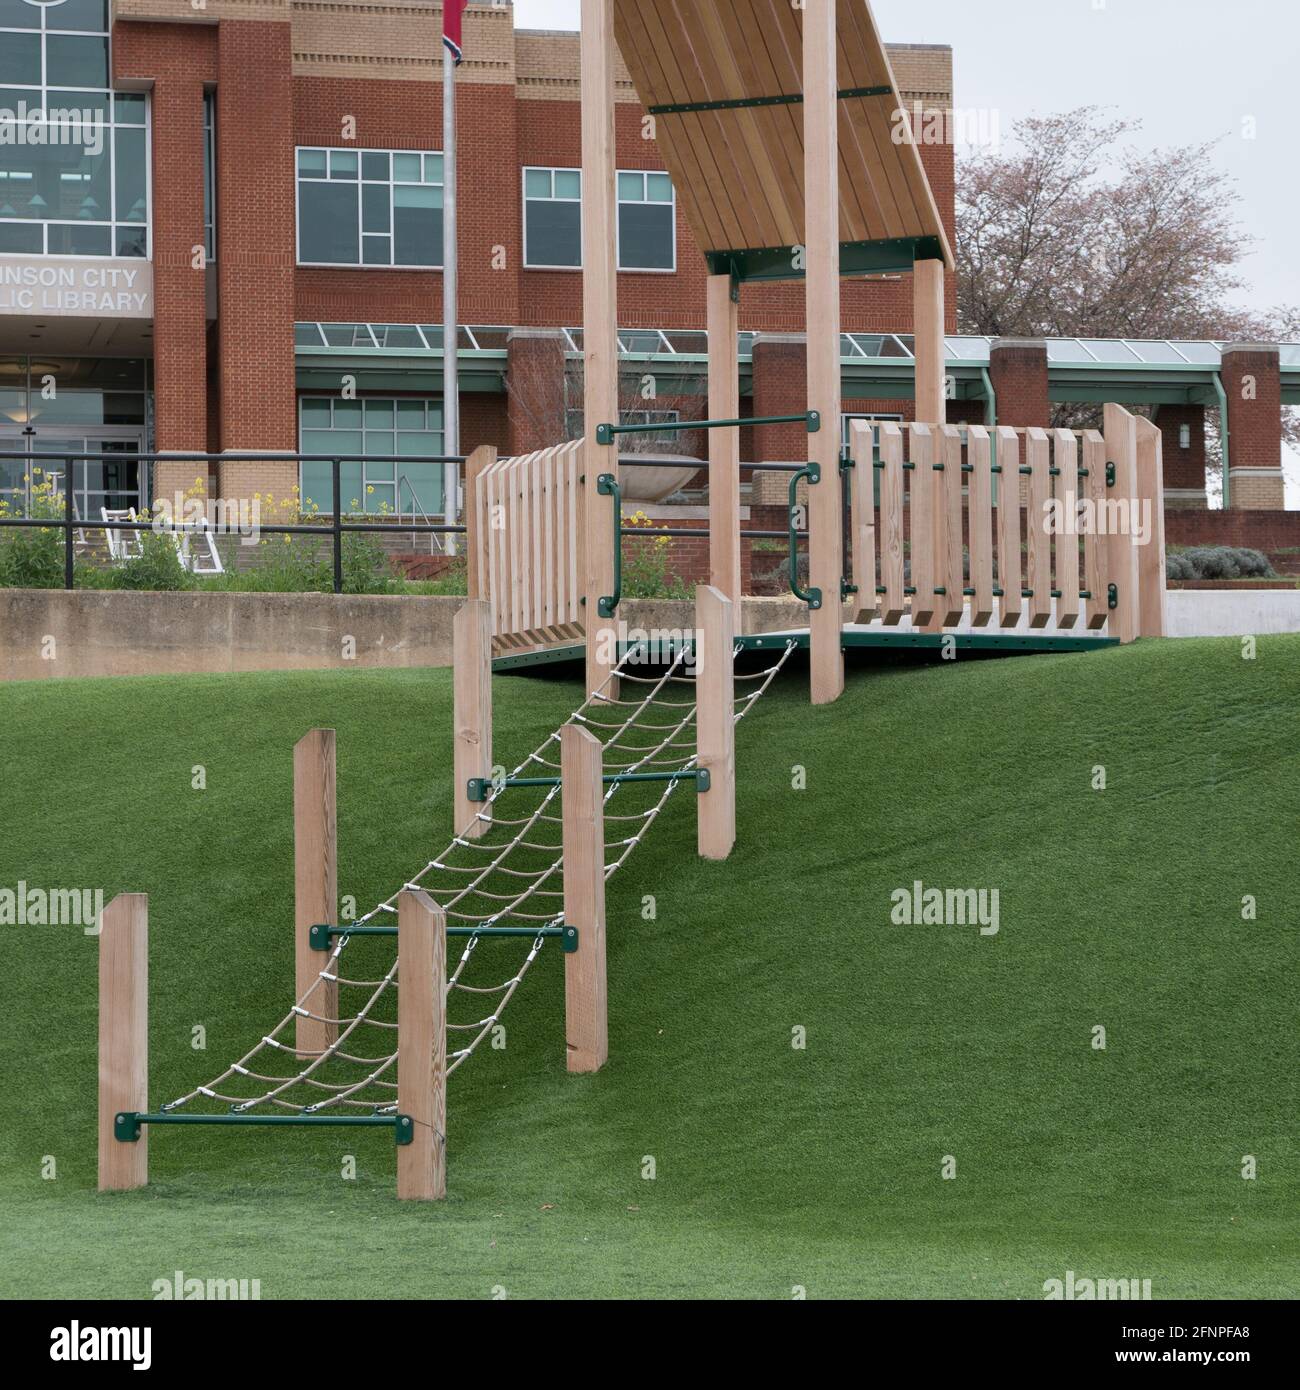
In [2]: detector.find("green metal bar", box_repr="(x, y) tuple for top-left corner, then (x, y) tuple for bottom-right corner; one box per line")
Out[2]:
(597, 473), (621, 618)
(787, 463), (822, 610)
(309, 923), (579, 952)
(595, 411), (818, 446)
(467, 769), (710, 803)
(114, 1112), (414, 1144)
(706, 235), (945, 285)
(648, 84), (892, 116)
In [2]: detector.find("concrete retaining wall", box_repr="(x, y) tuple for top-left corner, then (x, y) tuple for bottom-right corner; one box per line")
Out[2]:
(1165, 589), (1300, 638)
(0, 589), (809, 682)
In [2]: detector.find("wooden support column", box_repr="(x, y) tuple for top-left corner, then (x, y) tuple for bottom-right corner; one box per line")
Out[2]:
(98, 892), (149, 1192)
(913, 257), (947, 426)
(581, 0), (620, 701)
(464, 444), (496, 602)
(453, 599), (493, 839)
(696, 585), (736, 860)
(803, 0), (844, 706)
(294, 728), (337, 1059)
(1104, 403), (1141, 644)
(562, 724), (608, 1073)
(707, 274), (741, 602)
(396, 889), (446, 1201)
(1134, 416), (1168, 638)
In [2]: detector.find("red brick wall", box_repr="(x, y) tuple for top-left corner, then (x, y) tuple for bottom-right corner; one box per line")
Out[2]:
(989, 340), (1049, 431)
(1154, 404), (1207, 494)
(113, 22), (217, 496)
(1221, 347), (1282, 471)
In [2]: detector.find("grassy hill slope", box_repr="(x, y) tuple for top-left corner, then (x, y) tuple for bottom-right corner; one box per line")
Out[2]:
(0, 636), (1295, 1299)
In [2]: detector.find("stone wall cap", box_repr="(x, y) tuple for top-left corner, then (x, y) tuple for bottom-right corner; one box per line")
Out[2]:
(507, 327), (567, 342)
(990, 338), (1048, 352)
(1221, 342), (1281, 356)
(751, 332), (807, 348)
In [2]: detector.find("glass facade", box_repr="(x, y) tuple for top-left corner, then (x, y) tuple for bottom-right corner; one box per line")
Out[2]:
(298, 396), (444, 515)
(0, 0), (150, 258)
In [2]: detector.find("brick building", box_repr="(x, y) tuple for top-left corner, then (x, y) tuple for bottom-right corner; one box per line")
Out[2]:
(0, 0), (1293, 532)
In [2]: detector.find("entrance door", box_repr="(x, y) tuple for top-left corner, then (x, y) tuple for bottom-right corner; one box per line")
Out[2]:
(0, 429), (147, 518)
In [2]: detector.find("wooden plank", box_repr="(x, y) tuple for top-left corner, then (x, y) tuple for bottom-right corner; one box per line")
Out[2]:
(1082, 431), (1108, 630)
(453, 600), (492, 840)
(803, 0), (843, 705)
(877, 422), (906, 624)
(696, 584), (736, 860)
(464, 445), (495, 602)
(396, 889), (446, 1201)
(294, 728), (337, 1059)
(1104, 403), (1141, 644)
(937, 425), (965, 627)
(1134, 416), (1168, 638)
(995, 427), (1022, 628)
(967, 425), (995, 626)
(562, 724), (608, 1073)
(1025, 428), (1053, 628)
(909, 423), (937, 627)
(848, 420), (877, 623)
(707, 274), (741, 601)
(98, 892), (148, 1192)
(1053, 429), (1081, 630)
(583, 0), (621, 700)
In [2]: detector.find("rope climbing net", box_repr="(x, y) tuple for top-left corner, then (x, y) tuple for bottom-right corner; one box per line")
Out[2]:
(160, 639), (798, 1119)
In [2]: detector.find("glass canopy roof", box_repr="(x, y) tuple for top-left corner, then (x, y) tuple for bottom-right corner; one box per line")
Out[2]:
(294, 324), (1299, 370)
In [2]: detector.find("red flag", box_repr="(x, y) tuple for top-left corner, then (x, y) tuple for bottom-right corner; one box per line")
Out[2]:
(443, 0), (468, 64)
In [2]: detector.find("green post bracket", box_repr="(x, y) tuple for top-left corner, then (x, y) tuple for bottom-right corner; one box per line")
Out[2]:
(788, 461), (823, 611)
(394, 1114), (415, 1146)
(1106, 461), (1117, 488)
(115, 1112), (142, 1143)
(597, 473), (621, 618)
(1108, 583), (1119, 611)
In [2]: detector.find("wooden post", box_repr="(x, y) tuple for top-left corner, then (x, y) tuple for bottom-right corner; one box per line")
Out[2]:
(696, 585), (735, 860)
(294, 729), (337, 1059)
(464, 444), (496, 602)
(396, 889), (446, 1200)
(453, 599), (493, 839)
(1104, 403), (1141, 644)
(1134, 416), (1168, 638)
(562, 724), (607, 1072)
(98, 892), (148, 1192)
(803, 0), (844, 706)
(848, 420), (877, 623)
(913, 257), (946, 425)
(707, 273), (741, 602)
(581, 0), (620, 701)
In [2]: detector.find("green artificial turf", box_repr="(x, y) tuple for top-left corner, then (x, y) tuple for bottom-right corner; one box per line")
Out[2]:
(0, 637), (1295, 1299)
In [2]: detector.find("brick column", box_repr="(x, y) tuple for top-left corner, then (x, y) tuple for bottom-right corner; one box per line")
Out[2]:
(988, 339), (1049, 430)
(506, 329), (568, 455)
(215, 19), (298, 504)
(1154, 404), (1207, 509)
(750, 334), (809, 508)
(113, 24), (216, 508)
(1221, 344), (1284, 510)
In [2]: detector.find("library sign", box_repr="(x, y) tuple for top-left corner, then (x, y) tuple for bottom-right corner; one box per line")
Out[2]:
(0, 257), (152, 318)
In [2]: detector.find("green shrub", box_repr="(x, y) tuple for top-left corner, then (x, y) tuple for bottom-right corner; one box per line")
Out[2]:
(0, 474), (65, 589)
(1167, 546), (1274, 581)
(109, 525), (192, 592)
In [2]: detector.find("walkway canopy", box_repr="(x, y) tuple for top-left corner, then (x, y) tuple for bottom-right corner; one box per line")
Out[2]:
(612, 0), (954, 282)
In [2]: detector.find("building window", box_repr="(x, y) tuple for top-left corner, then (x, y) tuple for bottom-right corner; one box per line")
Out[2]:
(523, 167), (677, 272)
(295, 148), (443, 269)
(523, 166), (581, 269)
(0, 0), (149, 258)
(565, 407), (681, 449)
(617, 170), (675, 272)
(202, 89), (215, 262)
(299, 396), (445, 515)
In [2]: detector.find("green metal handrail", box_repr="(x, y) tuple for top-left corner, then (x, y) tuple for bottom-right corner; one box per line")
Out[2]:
(594, 411), (819, 446)
(597, 473), (621, 618)
(309, 923), (579, 952)
(467, 769), (709, 803)
(788, 462), (822, 610)
(115, 1111), (414, 1144)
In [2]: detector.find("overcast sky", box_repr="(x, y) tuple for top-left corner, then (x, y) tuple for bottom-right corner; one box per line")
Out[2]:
(514, 0), (1298, 321)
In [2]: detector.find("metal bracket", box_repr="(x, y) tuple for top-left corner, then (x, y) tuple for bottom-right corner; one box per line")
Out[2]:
(806, 410), (821, 434)
(466, 776), (491, 804)
(114, 1112), (142, 1143)
(394, 1114), (415, 1146)
(597, 473), (622, 618)
(1106, 461), (1117, 488)
(1108, 583), (1119, 611)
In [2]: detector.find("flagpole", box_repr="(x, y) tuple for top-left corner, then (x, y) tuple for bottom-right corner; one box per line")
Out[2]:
(442, 37), (459, 554)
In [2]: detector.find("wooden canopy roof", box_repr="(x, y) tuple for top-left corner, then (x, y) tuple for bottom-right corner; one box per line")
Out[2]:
(612, 0), (954, 282)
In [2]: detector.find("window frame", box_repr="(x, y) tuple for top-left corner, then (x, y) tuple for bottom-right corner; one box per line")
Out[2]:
(294, 146), (445, 271)
(521, 164), (583, 272)
(615, 168), (677, 274)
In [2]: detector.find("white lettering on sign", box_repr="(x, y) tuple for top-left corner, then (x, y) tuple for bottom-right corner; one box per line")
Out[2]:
(0, 258), (152, 318)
